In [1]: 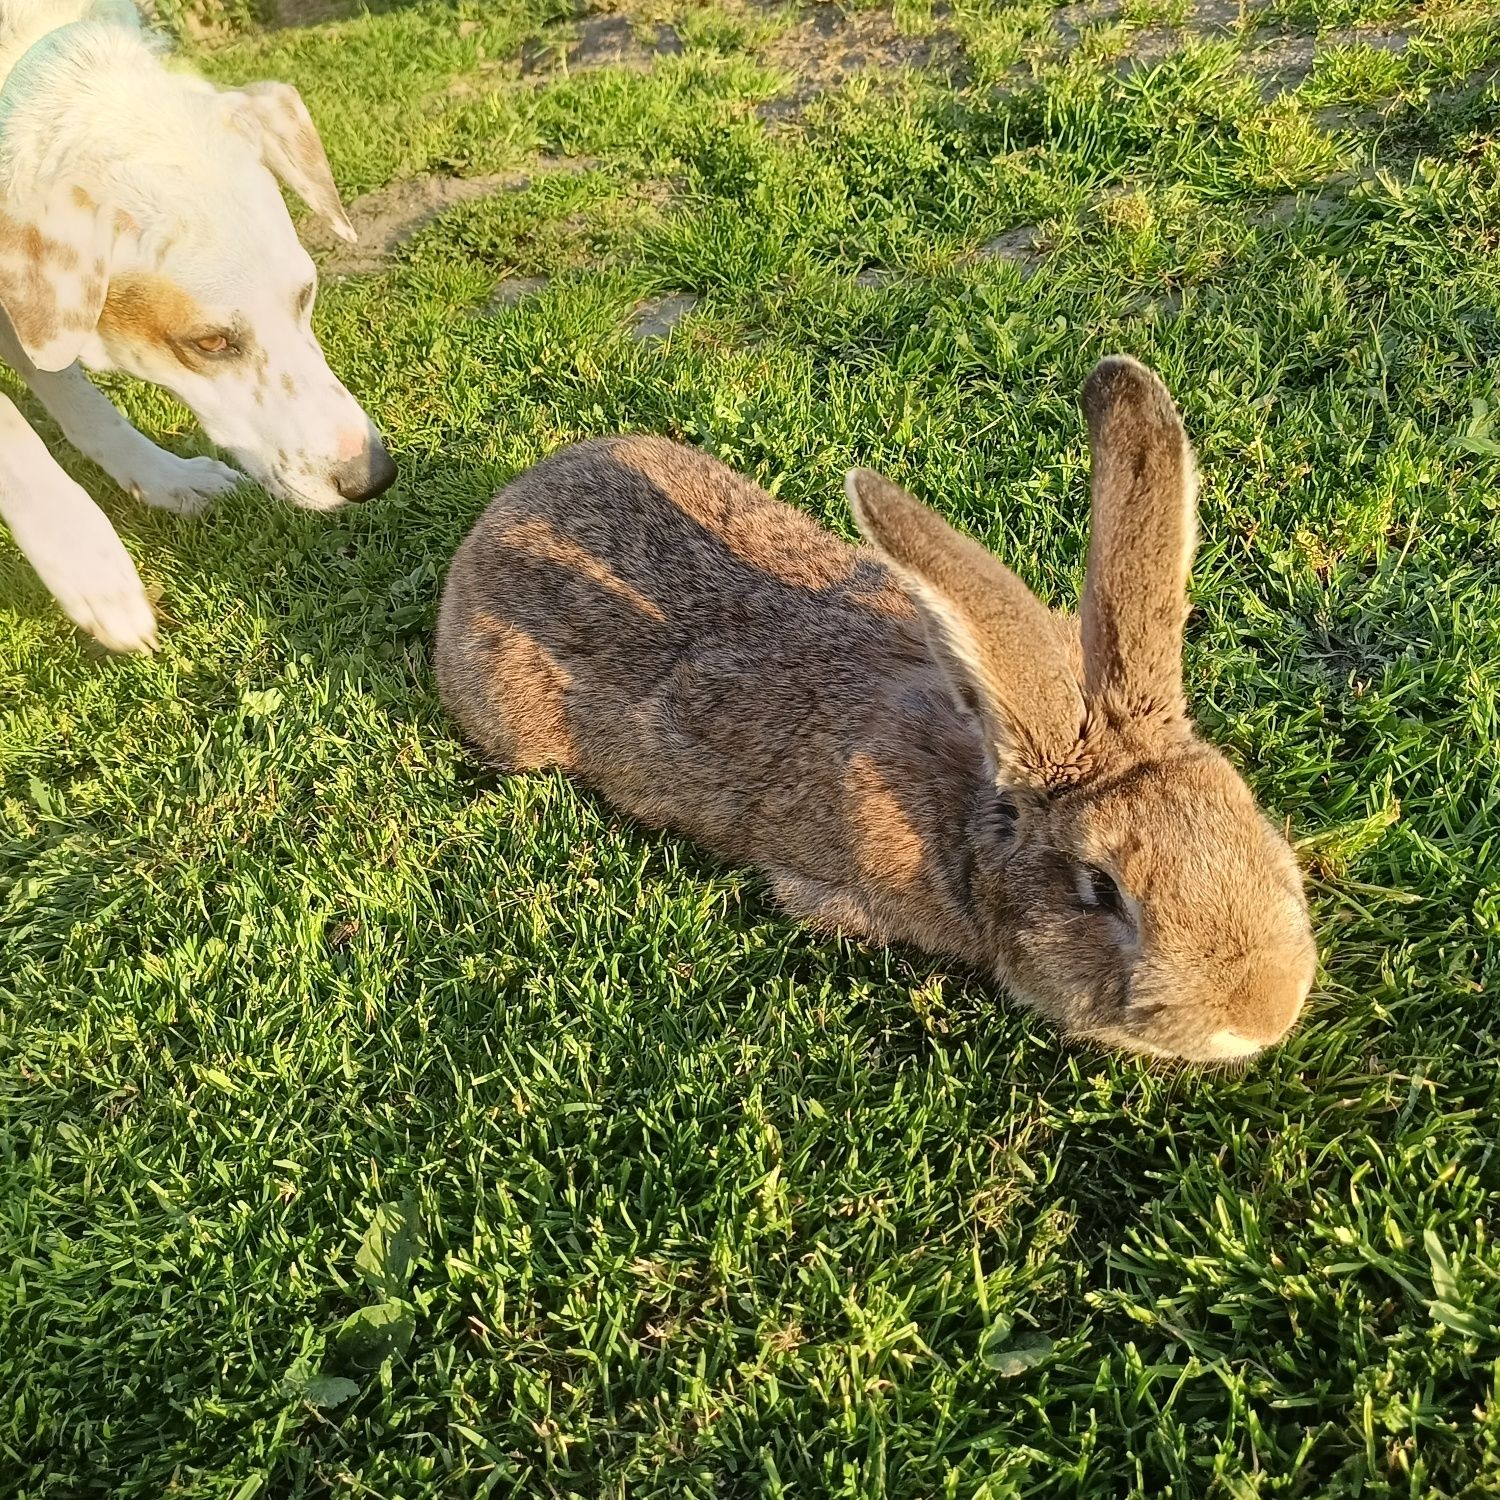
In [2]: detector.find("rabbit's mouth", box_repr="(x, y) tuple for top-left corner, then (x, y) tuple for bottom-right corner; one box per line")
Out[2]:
(1076, 936), (1312, 1064)
(1082, 1018), (1268, 1067)
(1197, 1027), (1271, 1061)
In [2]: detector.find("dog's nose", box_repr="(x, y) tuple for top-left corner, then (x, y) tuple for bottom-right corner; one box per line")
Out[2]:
(331, 442), (397, 503)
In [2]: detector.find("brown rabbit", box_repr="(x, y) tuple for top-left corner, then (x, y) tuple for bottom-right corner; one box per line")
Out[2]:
(435, 356), (1316, 1061)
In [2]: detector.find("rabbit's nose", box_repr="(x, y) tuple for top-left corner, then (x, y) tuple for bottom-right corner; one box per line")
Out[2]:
(1221, 948), (1314, 1048)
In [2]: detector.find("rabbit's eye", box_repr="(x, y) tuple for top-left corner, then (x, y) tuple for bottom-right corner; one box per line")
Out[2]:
(1078, 864), (1125, 918)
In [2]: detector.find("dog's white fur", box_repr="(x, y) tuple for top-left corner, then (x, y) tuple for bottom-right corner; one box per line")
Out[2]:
(0, 0), (393, 651)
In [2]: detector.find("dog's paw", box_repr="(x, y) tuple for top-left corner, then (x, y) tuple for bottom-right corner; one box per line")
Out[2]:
(62, 583), (159, 653)
(29, 512), (159, 653)
(52, 549), (159, 653)
(126, 453), (244, 515)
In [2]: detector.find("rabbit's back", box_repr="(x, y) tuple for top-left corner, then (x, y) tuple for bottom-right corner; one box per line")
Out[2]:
(435, 436), (936, 868)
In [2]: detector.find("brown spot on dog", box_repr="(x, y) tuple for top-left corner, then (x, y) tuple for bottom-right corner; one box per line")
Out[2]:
(0, 213), (59, 350)
(46, 240), (79, 276)
(0, 276), (57, 348)
(51, 241), (80, 273)
(0, 207), (114, 358)
(281, 373), (296, 396)
(71, 186), (97, 212)
(98, 272), (207, 365)
(295, 122), (322, 180)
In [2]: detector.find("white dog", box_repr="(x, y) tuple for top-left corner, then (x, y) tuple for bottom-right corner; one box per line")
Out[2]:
(0, 0), (395, 652)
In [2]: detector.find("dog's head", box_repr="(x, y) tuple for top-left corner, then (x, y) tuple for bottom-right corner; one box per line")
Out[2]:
(0, 59), (394, 509)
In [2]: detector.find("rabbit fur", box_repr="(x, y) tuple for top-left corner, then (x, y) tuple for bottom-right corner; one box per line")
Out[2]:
(435, 356), (1317, 1062)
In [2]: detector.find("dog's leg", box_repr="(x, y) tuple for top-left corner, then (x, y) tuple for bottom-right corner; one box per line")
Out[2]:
(0, 316), (242, 513)
(13, 360), (245, 514)
(0, 392), (158, 651)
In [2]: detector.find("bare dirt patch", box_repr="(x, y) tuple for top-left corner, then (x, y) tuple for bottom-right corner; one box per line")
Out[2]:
(1252, 24), (1412, 94)
(760, 4), (963, 117)
(1248, 31), (1317, 94)
(1255, 170), (1371, 227)
(307, 161), (593, 277)
(1120, 25), (1180, 73)
(571, 12), (683, 67)
(1054, 0), (1121, 49)
(521, 11), (684, 75)
(629, 294), (698, 339)
(263, 0), (362, 27)
(1331, 28), (1412, 53)
(1189, 0), (1249, 32)
(972, 224), (1043, 275)
(1260, 189), (1347, 226)
(486, 276), (551, 312)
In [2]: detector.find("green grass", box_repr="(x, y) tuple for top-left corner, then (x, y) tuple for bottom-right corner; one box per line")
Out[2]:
(5, 0), (1500, 1494)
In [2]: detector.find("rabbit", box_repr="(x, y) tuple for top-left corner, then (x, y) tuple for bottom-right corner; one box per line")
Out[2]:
(435, 356), (1317, 1062)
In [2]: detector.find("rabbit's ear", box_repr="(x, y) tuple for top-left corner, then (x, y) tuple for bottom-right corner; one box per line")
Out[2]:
(1078, 355), (1197, 723)
(848, 469), (1083, 785)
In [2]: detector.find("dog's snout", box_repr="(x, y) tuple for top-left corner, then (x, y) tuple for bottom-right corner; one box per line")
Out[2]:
(331, 442), (397, 503)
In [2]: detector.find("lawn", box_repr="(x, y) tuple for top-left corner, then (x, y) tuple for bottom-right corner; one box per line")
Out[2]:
(3, 0), (1500, 1494)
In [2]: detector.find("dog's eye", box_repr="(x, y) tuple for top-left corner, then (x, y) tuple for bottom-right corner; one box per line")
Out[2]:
(1078, 864), (1125, 918)
(194, 334), (232, 354)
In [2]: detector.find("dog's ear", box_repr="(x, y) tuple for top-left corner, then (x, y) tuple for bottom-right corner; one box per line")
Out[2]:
(228, 81), (356, 244)
(0, 182), (123, 372)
